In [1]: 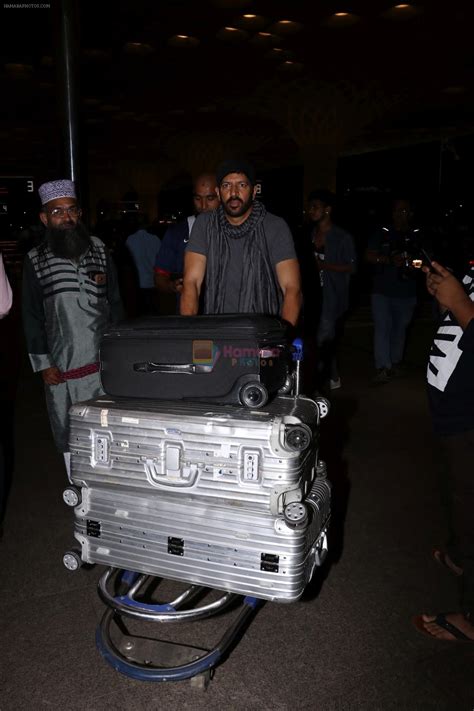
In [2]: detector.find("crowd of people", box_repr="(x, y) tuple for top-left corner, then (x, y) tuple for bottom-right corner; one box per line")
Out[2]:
(0, 160), (473, 647)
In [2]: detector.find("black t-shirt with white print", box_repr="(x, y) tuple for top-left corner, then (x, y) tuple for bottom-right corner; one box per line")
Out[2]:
(427, 265), (474, 435)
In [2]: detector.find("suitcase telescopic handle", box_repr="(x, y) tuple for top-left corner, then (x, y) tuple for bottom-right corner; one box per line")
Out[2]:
(291, 338), (303, 396)
(133, 361), (214, 374)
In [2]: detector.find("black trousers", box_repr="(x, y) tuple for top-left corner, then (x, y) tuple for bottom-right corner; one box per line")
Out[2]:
(439, 429), (474, 615)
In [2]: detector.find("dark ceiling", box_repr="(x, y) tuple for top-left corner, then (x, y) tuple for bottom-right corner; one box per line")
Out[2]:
(1, 0), (473, 181)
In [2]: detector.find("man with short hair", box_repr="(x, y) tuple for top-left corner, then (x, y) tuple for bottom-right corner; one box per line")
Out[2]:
(22, 180), (123, 478)
(154, 173), (219, 305)
(180, 160), (301, 326)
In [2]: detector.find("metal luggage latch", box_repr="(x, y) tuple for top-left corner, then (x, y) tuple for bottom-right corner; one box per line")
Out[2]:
(91, 433), (112, 468)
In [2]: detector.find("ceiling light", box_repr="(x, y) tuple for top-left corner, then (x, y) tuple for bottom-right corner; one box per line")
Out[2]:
(124, 42), (154, 55)
(216, 26), (248, 41)
(168, 35), (200, 48)
(5, 63), (33, 73)
(236, 14), (267, 29)
(324, 12), (359, 27)
(269, 19), (304, 34)
(442, 86), (466, 95)
(278, 60), (304, 73)
(382, 4), (421, 18)
(265, 47), (292, 61)
(251, 31), (282, 46)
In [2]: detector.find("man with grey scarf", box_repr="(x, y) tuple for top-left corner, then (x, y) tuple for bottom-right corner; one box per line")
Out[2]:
(181, 159), (302, 326)
(22, 180), (123, 480)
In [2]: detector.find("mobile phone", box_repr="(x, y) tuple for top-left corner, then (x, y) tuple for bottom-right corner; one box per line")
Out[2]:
(420, 248), (436, 273)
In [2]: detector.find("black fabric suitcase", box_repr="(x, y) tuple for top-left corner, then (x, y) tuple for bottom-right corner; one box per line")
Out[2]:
(100, 315), (291, 408)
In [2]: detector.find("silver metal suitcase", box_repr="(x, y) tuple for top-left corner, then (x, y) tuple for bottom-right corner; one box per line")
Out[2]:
(67, 396), (330, 602)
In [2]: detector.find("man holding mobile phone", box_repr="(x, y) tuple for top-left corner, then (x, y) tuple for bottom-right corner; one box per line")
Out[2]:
(366, 198), (418, 383)
(413, 260), (474, 643)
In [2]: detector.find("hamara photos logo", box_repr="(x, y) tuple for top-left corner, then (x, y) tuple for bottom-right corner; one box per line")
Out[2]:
(193, 341), (280, 368)
(192, 340), (221, 366)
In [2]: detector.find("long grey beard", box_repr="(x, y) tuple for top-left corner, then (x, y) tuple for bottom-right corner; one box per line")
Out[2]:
(46, 222), (91, 260)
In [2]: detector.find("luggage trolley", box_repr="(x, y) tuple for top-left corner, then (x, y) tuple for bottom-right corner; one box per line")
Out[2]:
(93, 568), (263, 688)
(63, 338), (330, 686)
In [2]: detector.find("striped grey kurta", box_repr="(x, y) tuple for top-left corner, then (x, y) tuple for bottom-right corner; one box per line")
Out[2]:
(22, 236), (123, 451)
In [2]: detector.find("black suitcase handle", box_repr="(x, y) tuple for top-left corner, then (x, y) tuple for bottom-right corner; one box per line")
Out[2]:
(133, 362), (214, 374)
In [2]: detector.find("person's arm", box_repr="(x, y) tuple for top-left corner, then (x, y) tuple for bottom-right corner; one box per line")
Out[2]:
(0, 254), (12, 318)
(275, 258), (302, 326)
(22, 256), (63, 384)
(180, 251), (207, 315)
(424, 261), (474, 330)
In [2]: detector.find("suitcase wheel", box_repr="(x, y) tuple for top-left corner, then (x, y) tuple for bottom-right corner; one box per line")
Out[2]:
(284, 501), (309, 528)
(315, 396), (330, 419)
(284, 424), (312, 451)
(63, 550), (83, 571)
(239, 382), (268, 408)
(62, 486), (82, 507)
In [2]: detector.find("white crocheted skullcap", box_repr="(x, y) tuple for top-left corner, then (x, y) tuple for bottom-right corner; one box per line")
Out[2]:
(38, 179), (76, 206)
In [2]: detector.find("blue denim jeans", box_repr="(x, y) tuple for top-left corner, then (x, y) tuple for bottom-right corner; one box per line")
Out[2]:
(316, 314), (341, 381)
(371, 293), (416, 369)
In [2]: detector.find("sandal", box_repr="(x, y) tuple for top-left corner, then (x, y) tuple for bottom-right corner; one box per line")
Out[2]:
(412, 613), (474, 643)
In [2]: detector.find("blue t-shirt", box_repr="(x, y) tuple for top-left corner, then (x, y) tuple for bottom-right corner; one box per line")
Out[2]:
(368, 226), (417, 298)
(154, 219), (193, 277)
(125, 229), (161, 289)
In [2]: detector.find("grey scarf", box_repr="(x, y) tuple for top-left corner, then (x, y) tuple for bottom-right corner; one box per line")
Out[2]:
(204, 201), (282, 315)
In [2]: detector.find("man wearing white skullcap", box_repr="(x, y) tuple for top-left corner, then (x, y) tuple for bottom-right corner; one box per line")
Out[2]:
(38, 179), (77, 205)
(22, 179), (123, 480)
